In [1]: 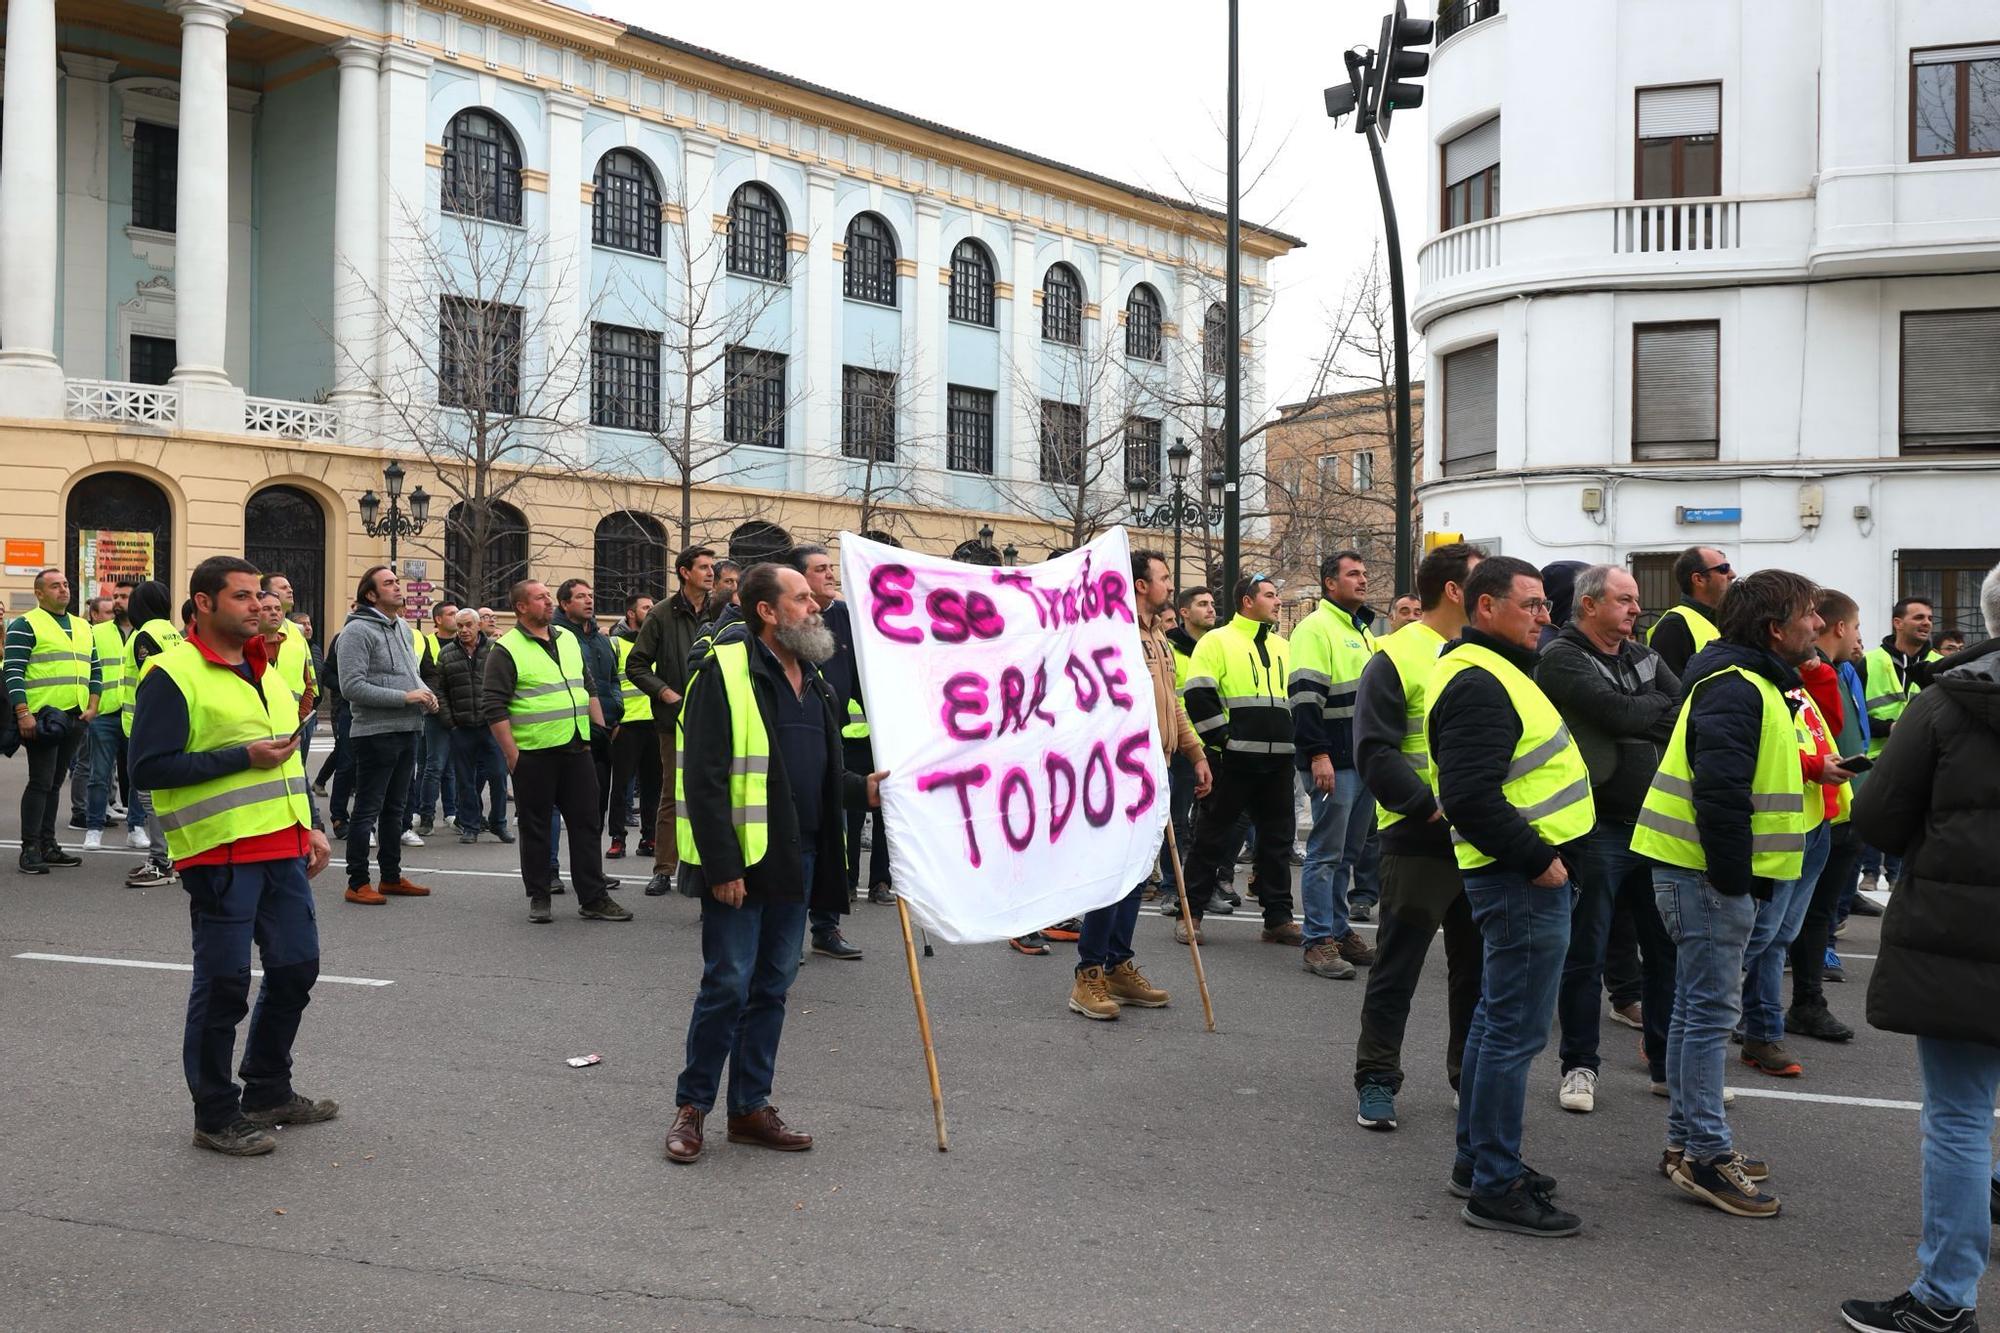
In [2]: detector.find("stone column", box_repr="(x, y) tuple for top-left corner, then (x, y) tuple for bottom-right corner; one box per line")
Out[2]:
(377, 46), (433, 410)
(543, 92), (587, 460)
(682, 134), (724, 447)
(909, 197), (943, 455)
(0, 0), (66, 415)
(169, 0), (245, 429)
(60, 55), (120, 380)
(329, 38), (383, 409)
(1006, 222), (1039, 482)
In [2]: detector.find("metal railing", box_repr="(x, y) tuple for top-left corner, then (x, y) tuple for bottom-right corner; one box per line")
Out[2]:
(64, 378), (180, 428)
(1437, 0), (1500, 44)
(245, 396), (342, 443)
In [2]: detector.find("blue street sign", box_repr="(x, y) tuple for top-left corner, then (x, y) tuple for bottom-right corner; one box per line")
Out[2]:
(1676, 507), (1741, 524)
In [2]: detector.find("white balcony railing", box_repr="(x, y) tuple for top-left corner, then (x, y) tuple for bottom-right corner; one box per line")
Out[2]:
(1419, 215), (1503, 287)
(245, 396), (341, 443)
(64, 378), (180, 428)
(1612, 198), (1742, 255)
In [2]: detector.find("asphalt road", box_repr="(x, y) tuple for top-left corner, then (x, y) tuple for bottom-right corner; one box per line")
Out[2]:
(0, 768), (1964, 1331)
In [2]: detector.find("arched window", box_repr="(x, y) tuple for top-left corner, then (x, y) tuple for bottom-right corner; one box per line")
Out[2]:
(843, 212), (898, 306)
(445, 499), (529, 612)
(244, 485), (327, 632)
(1043, 263), (1083, 345)
(440, 108), (522, 224)
(727, 520), (792, 565)
(65, 472), (172, 613)
(949, 239), (995, 327)
(592, 149), (660, 256)
(1125, 284), (1163, 362)
(1203, 303), (1228, 377)
(727, 183), (787, 281)
(593, 511), (667, 612)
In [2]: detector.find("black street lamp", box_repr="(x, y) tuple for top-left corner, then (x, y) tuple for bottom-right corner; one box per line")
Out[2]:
(1128, 437), (1225, 592)
(358, 459), (430, 570)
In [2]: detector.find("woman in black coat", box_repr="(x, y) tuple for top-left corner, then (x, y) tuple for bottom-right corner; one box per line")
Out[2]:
(1839, 566), (2000, 1333)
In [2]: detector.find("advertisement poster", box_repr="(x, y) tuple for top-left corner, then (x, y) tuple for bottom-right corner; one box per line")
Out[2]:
(76, 530), (155, 600)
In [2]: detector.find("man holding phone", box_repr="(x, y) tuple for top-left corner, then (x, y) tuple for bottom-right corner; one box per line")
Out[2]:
(128, 556), (336, 1157)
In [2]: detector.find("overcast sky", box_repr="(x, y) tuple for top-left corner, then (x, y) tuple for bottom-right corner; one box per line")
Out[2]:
(589, 0), (1432, 410)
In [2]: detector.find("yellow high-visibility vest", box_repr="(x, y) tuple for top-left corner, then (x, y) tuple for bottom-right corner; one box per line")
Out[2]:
(148, 641), (313, 861)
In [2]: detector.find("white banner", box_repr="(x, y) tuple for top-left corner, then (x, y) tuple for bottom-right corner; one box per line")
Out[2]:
(842, 528), (1169, 944)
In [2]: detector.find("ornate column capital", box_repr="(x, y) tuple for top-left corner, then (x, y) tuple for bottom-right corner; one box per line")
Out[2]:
(331, 37), (384, 70)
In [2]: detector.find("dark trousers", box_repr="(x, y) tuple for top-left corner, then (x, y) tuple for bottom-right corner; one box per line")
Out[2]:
(1355, 851), (1482, 1093)
(1559, 822), (1675, 1079)
(514, 744), (610, 903)
(1159, 753), (1195, 883)
(1078, 883), (1146, 972)
(21, 721), (85, 854)
(1792, 821), (1860, 1008)
(327, 705), (355, 824)
(675, 852), (812, 1116)
(1182, 758), (1295, 926)
(609, 724), (661, 840)
(843, 735), (890, 890)
(1604, 895), (1644, 1009)
(450, 727), (509, 832)
(180, 857), (320, 1132)
(346, 731), (415, 890)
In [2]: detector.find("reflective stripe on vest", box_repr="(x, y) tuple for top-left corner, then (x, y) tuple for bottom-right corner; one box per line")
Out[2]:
(1861, 645), (1925, 758)
(147, 641), (313, 861)
(21, 608), (94, 712)
(1791, 688), (1850, 827)
(673, 639), (772, 869)
(91, 619), (127, 714)
(843, 695), (870, 740)
(1424, 641), (1596, 870)
(1631, 665), (1808, 879)
(270, 631), (312, 701)
(614, 637), (653, 723)
(121, 619), (183, 737)
(1188, 614), (1294, 752)
(494, 627), (592, 750)
(1647, 604), (1720, 656)
(1374, 621), (1445, 829)
(1289, 601), (1375, 722)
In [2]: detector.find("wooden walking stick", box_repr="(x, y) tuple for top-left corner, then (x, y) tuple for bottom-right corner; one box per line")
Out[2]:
(896, 899), (950, 1151)
(1164, 821), (1217, 1033)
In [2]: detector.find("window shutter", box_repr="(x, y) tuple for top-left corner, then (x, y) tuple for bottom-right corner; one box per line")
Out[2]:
(1902, 308), (2000, 450)
(1638, 84), (1720, 138)
(1443, 118), (1502, 187)
(1443, 341), (1499, 475)
(1913, 44), (2000, 65)
(1633, 323), (1719, 460)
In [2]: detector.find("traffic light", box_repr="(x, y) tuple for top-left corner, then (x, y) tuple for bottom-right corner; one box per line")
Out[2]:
(1366, 1), (1433, 139)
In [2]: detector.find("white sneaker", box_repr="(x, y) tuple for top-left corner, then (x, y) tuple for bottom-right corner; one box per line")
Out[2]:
(1559, 1066), (1598, 1113)
(107, 802), (128, 820)
(400, 829), (424, 847)
(82, 829), (103, 850)
(125, 827), (151, 850)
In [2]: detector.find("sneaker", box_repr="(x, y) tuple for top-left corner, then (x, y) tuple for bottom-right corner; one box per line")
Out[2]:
(1460, 1179), (1581, 1238)
(812, 931), (863, 959)
(1356, 1083), (1398, 1131)
(1849, 893), (1885, 918)
(1787, 1002), (1856, 1043)
(1009, 933), (1050, 955)
(1839, 1292), (1978, 1333)
(1671, 1153), (1781, 1217)
(1260, 920), (1303, 946)
(578, 894), (633, 922)
(1558, 1067), (1598, 1113)
(1173, 920), (1203, 946)
(1068, 966), (1121, 1020)
(549, 875), (567, 896)
(1336, 930), (1377, 967)
(82, 829), (103, 850)
(644, 873), (674, 897)
(66, 812), (86, 830)
(1104, 960), (1169, 1007)
(241, 1093), (340, 1128)
(107, 801), (128, 820)
(1303, 940), (1357, 979)
(125, 827), (151, 850)
(868, 882), (897, 905)
(1206, 892), (1236, 916)
(1825, 947), (1847, 982)
(1450, 1159), (1558, 1200)
(1042, 918), (1082, 943)
(459, 828), (480, 844)
(312, 781), (328, 797)
(607, 837), (626, 860)
(125, 863), (176, 889)
(193, 1119), (277, 1157)
(1651, 1080), (1737, 1106)
(41, 844), (81, 868)
(1158, 896), (1182, 919)
(637, 838), (656, 857)
(1349, 900), (1374, 924)
(17, 850), (49, 876)
(1832, 917), (1849, 939)
(1661, 1146), (1768, 1182)
(344, 885), (388, 905)
(1608, 1001), (1644, 1030)
(527, 894), (553, 924)
(330, 821), (347, 842)
(1741, 1038), (1804, 1077)
(416, 818), (433, 837)
(492, 826), (516, 844)
(1858, 872), (1880, 893)
(399, 829), (424, 847)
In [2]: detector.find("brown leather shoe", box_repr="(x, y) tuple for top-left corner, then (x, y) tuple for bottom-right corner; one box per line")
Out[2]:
(379, 878), (432, 897)
(1260, 920), (1304, 945)
(664, 1105), (704, 1163)
(726, 1105), (813, 1152)
(344, 884), (388, 905)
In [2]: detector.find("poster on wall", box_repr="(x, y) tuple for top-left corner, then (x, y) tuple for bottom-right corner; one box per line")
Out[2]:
(77, 530), (156, 600)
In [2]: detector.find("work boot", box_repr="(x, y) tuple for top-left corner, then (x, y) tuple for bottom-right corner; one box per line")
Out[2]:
(241, 1093), (341, 1129)
(1104, 960), (1169, 1007)
(193, 1119), (277, 1157)
(578, 894), (633, 921)
(344, 885), (388, 905)
(1302, 941), (1357, 979)
(1173, 920), (1203, 946)
(1786, 1002), (1855, 1042)
(1337, 930), (1377, 967)
(1067, 966), (1121, 1020)
(868, 882), (897, 905)
(1260, 920), (1303, 945)
(1740, 1038), (1803, 1077)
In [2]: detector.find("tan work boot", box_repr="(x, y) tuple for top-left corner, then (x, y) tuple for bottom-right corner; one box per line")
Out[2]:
(1068, 966), (1121, 1021)
(1303, 940), (1357, 979)
(1104, 960), (1170, 1007)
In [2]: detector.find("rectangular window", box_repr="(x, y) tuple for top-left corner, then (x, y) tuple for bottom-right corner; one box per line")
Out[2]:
(131, 121), (178, 233)
(1633, 321), (1720, 461)
(947, 385), (995, 473)
(589, 323), (660, 433)
(1039, 400), (1085, 485)
(1901, 307), (2000, 454)
(1124, 416), (1163, 493)
(1353, 450), (1376, 492)
(129, 334), (176, 386)
(1901, 548), (2000, 645)
(1629, 552), (1679, 638)
(1441, 340), (1499, 476)
(1912, 44), (2000, 161)
(1636, 83), (1721, 198)
(724, 346), (788, 449)
(1442, 117), (1501, 230)
(841, 366), (897, 463)
(439, 297), (522, 414)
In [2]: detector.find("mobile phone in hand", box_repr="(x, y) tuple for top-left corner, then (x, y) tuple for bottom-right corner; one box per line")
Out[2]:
(1835, 754), (1873, 774)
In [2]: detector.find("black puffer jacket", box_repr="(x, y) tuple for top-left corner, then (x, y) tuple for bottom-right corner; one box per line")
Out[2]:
(1430, 627), (1563, 879)
(1859, 636), (2000, 1048)
(1671, 639), (1802, 900)
(434, 634), (491, 730)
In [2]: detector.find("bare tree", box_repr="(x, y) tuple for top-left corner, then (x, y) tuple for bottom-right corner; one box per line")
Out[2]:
(814, 331), (957, 545)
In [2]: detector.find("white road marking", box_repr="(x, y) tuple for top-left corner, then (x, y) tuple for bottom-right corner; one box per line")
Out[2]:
(13, 952), (394, 987)
(1727, 1085), (2000, 1116)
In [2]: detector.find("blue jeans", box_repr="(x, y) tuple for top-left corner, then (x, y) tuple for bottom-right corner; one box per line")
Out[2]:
(1078, 884), (1144, 972)
(1455, 867), (1572, 1197)
(180, 857), (320, 1132)
(1912, 1036), (2000, 1312)
(1655, 867), (1758, 1161)
(84, 714), (139, 831)
(1741, 821), (1831, 1042)
(450, 727), (508, 832)
(1859, 842), (1903, 886)
(1351, 820), (1383, 910)
(1301, 769), (1373, 947)
(414, 713), (454, 824)
(1560, 822), (1674, 1078)
(676, 852), (813, 1116)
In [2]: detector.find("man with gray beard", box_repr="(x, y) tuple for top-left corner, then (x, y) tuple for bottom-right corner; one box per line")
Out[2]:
(665, 565), (884, 1164)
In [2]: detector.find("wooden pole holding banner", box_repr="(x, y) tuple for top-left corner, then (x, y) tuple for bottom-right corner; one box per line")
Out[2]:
(896, 899), (950, 1151)
(1163, 822), (1217, 1033)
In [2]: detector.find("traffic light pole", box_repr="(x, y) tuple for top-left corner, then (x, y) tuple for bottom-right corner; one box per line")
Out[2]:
(1221, 0), (1242, 602)
(1365, 120), (1415, 599)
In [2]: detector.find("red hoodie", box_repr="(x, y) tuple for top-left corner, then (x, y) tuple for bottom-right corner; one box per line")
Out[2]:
(1794, 657), (1844, 822)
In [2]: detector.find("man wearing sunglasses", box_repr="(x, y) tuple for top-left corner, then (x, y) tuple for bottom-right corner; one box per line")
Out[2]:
(1647, 547), (1736, 676)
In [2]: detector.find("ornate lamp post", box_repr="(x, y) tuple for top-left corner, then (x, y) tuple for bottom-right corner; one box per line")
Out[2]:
(1128, 437), (1225, 590)
(357, 459), (430, 570)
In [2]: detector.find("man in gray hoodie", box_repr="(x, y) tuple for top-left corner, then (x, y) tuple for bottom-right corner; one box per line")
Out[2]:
(336, 566), (438, 906)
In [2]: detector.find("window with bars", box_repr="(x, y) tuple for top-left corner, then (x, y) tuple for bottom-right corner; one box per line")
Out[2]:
(724, 346), (788, 448)
(441, 109), (523, 225)
(593, 511), (668, 610)
(131, 121), (178, 233)
(1124, 416), (1163, 493)
(1442, 340), (1499, 476)
(129, 335), (176, 386)
(590, 323), (660, 433)
(1442, 117), (1501, 229)
(1039, 400), (1085, 484)
(844, 213), (898, 306)
(947, 385), (995, 474)
(1043, 264), (1083, 345)
(1637, 84), (1722, 199)
(439, 297), (522, 414)
(950, 240), (996, 326)
(1901, 548), (2000, 645)
(592, 149), (661, 255)
(727, 183), (788, 281)
(1901, 308), (2000, 454)
(1912, 44), (2000, 161)
(1202, 304), (1228, 377)
(1628, 552), (1679, 639)
(446, 500), (530, 612)
(841, 366), (898, 463)
(1125, 285), (1164, 361)
(1632, 321), (1719, 461)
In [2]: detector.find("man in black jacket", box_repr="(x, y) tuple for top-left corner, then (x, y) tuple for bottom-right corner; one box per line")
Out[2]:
(626, 546), (716, 895)
(1646, 546), (1734, 676)
(1536, 565), (1679, 1116)
(436, 609), (507, 843)
(663, 565), (882, 1165)
(788, 543), (865, 958)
